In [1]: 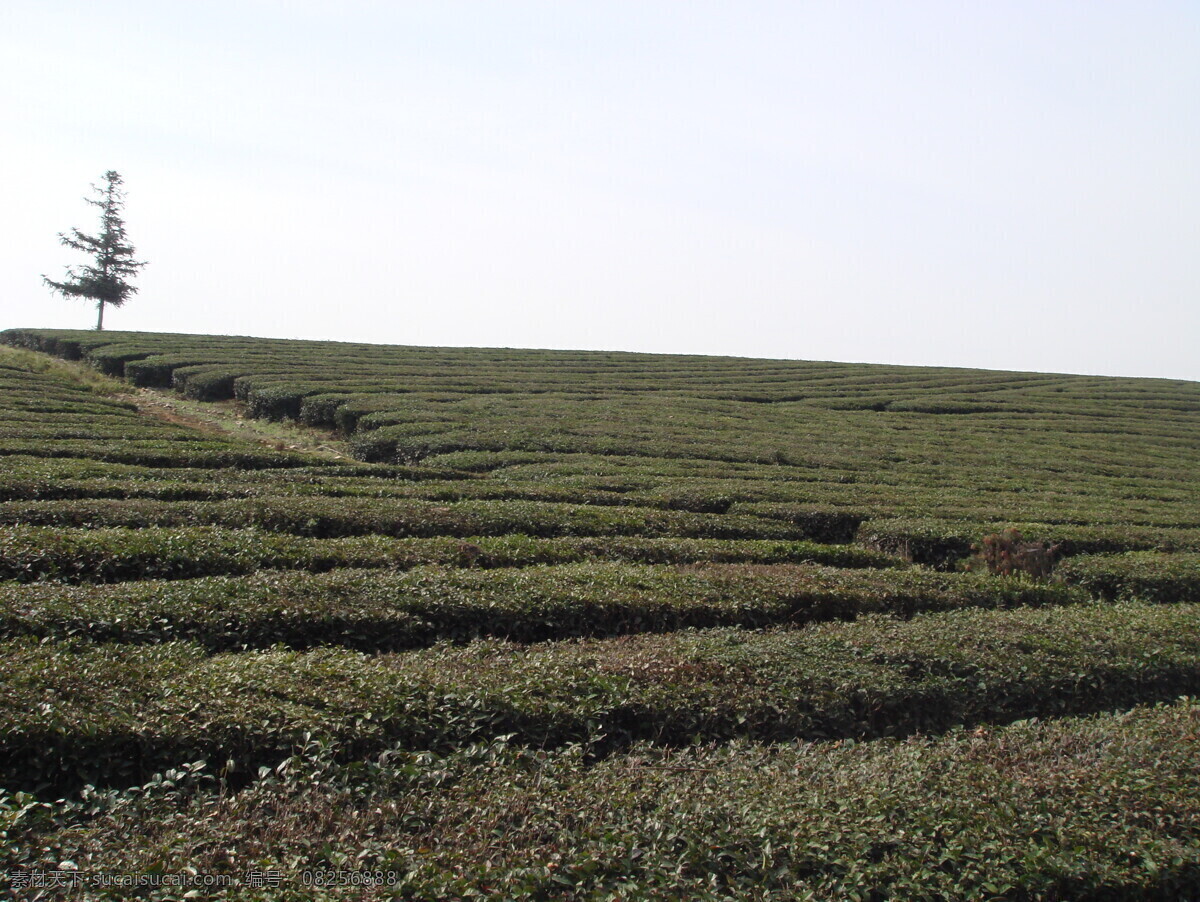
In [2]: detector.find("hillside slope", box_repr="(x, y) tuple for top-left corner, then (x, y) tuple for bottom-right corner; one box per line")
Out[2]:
(2, 328), (1199, 898)
(6, 328), (1200, 557)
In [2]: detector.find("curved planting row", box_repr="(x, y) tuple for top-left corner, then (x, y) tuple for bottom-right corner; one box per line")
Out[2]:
(859, 517), (1200, 568)
(2, 331), (1199, 896)
(0, 526), (900, 584)
(3, 602), (1199, 792)
(1058, 552), (1200, 604)
(0, 497), (833, 543)
(4, 549), (1195, 647)
(0, 354), (324, 472)
(17, 703), (1195, 900)
(0, 457), (466, 503)
(6, 331), (1200, 551)
(0, 562), (1080, 650)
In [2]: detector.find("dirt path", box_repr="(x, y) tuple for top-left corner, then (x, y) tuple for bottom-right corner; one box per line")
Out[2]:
(1, 344), (353, 461)
(128, 390), (354, 461)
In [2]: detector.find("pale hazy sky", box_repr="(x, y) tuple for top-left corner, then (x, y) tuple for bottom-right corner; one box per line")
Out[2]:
(2, 2), (1197, 380)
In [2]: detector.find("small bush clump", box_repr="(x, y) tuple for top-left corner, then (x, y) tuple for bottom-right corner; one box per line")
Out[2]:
(977, 527), (1064, 579)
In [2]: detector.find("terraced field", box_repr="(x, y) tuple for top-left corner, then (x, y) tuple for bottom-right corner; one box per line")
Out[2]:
(2, 328), (1199, 900)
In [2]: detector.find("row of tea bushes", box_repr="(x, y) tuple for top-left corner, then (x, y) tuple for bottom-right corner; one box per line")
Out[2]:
(0, 455), (476, 504)
(10, 329), (1199, 444)
(0, 497), (817, 541)
(18, 702), (1196, 900)
(0, 562), (1081, 649)
(0, 353), (327, 472)
(0, 438), (321, 470)
(3, 602), (1198, 792)
(7, 330), (1200, 542)
(10, 326), (1194, 406)
(0, 454), (878, 534)
(858, 517), (1200, 568)
(14, 495), (1198, 558)
(0, 527), (901, 584)
(0, 470), (738, 510)
(1058, 552), (1200, 604)
(0, 447), (847, 513)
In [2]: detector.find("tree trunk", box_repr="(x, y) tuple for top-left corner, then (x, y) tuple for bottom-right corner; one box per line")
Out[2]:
(96, 300), (105, 331)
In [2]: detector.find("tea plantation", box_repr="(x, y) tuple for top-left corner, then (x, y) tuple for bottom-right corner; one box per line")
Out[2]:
(2, 328), (1199, 900)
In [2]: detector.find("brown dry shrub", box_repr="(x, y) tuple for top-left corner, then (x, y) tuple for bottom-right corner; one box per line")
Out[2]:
(978, 528), (1063, 579)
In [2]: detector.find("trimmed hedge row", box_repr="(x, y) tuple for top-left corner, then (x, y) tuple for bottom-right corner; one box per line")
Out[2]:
(0, 472), (652, 506)
(857, 518), (978, 568)
(3, 602), (1199, 791)
(348, 425), (804, 468)
(0, 527), (902, 584)
(0, 469), (466, 504)
(0, 439), (322, 470)
(1058, 552), (1200, 604)
(0, 497), (818, 541)
(732, 503), (866, 542)
(23, 702), (1199, 900)
(0, 562), (1082, 649)
(858, 517), (1200, 568)
(174, 366), (244, 401)
(0, 454), (477, 501)
(7, 331), (1200, 543)
(0, 351), (327, 470)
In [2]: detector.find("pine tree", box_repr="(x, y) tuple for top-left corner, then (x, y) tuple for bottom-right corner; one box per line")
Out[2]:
(43, 171), (147, 331)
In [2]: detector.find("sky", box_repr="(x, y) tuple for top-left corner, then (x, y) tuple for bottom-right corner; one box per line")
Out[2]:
(1, 1), (1197, 381)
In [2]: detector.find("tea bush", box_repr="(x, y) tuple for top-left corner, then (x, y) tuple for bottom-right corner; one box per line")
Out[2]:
(1058, 552), (1200, 604)
(0, 497), (816, 541)
(37, 701), (1187, 901)
(3, 330), (1200, 893)
(3, 603), (1198, 792)
(0, 562), (1081, 649)
(0, 526), (901, 584)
